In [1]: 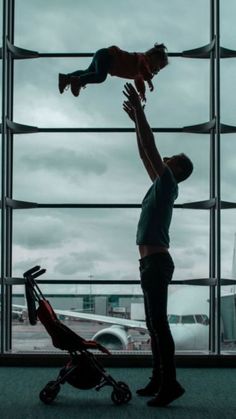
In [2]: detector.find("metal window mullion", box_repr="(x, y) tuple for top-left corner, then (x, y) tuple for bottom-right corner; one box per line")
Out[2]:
(209, 0), (216, 354)
(215, 0), (221, 356)
(5, 0), (15, 352)
(1, 0), (8, 354)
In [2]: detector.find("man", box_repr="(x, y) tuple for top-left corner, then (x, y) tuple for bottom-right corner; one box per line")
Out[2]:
(123, 83), (193, 407)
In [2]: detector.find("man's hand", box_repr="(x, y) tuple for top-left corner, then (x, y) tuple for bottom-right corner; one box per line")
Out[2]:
(123, 100), (145, 123)
(123, 100), (135, 122)
(123, 83), (144, 109)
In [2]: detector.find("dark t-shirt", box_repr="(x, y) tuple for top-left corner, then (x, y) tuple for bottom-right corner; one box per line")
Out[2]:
(136, 166), (178, 247)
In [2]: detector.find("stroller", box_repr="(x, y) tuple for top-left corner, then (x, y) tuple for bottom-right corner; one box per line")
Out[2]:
(23, 266), (132, 405)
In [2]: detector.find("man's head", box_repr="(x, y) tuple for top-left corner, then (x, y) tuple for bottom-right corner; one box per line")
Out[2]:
(163, 153), (193, 183)
(145, 43), (168, 74)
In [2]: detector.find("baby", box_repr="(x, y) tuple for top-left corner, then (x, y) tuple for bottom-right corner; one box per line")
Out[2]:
(58, 43), (168, 102)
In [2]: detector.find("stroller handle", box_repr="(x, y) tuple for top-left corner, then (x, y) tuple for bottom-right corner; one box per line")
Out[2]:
(23, 266), (46, 280)
(24, 266), (46, 326)
(23, 265), (41, 277)
(31, 268), (47, 280)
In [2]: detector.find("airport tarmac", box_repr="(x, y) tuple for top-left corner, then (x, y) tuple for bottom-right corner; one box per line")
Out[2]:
(12, 318), (150, 352)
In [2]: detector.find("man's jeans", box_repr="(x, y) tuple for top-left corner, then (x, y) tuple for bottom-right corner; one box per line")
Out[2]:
(139, 252), (176, 384)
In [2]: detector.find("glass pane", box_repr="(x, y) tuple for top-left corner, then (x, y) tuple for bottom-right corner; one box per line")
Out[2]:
(221, 61), (236, 126)
(0, 63), (2, 115)
(15, 0), (210, 52)
(221, 134), (236, 202)
(0, 0), (2, 38)
(221, 210), (236, 281)
(221, 210), (236, 353)
(13, 133), (208, 203)
(14, 58), (210, 128)
(13, 209), (209, 281)
(221, 291), (236, 353)
(221, 1), (236, 49)
(12, 284), (209, 353)
(171, 209), (209, 280)
(147, 59), (209, 127)
(12, 209), (140, 281)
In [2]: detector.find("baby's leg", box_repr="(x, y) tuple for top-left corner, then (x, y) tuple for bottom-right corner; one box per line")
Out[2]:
(72, 48), (111, 86)
(59, 61), (93, 94)
(58, 63), (94, 95)
(69, 68), (92, 77)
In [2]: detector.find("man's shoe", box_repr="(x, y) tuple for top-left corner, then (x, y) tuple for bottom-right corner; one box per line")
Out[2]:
(147, 381), (185, 407)
(136, 377), (161, 397)
(70, 76), (82, 97)
(58, 73), (70, 94)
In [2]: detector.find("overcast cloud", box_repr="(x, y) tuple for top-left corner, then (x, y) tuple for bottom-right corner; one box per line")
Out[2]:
(1, 0), (236, 285)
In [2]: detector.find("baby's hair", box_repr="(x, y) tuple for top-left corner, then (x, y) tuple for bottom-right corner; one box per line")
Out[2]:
(146, 42), (169, 66)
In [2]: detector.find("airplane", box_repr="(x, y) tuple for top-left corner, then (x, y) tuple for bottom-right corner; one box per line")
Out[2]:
(52, 286), (211, 351)
(0, 305), (25, 322)
(11, 306), (25, 322)
(12, 285), (210, 352)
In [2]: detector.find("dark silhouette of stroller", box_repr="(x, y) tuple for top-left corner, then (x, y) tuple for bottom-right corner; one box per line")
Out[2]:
(23, 266), (132, 405)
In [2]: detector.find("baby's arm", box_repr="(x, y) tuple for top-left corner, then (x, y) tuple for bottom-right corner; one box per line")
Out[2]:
(134, 75), (146, 102)
(137, 58), (154, 97)
(147, 79), (154, 91)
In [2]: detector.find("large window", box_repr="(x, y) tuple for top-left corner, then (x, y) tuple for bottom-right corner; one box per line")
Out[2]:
(1, 0), (236, 358)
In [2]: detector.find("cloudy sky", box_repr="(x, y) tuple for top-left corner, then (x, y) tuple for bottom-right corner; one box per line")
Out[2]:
(1, 0), (236, 288)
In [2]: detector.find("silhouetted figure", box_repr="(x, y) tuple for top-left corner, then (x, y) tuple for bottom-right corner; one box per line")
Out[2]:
(59, 43), (168, 102)
(123, 83), (193, 407)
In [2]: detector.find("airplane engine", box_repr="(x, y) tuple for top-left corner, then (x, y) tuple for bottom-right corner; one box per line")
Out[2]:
(92, 325), (131, 350)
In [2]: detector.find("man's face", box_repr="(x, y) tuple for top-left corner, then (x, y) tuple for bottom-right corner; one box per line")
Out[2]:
(163, 154), (183, 173)
(163, 155), (178, 164)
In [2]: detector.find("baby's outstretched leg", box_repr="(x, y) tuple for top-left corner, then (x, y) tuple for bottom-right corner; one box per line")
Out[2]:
(58, 73), (71, 94)
(70, 76), (82, 97)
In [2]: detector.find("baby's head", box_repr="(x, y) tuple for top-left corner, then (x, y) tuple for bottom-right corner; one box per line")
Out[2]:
(145, 43), (168, 74)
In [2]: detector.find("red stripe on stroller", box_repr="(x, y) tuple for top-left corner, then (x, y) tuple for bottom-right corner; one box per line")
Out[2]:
(37, 299), (110, 354)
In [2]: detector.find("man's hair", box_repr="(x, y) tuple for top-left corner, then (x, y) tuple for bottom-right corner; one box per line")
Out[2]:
(146, 43), (169, 67)
(176, 153), (194, 183)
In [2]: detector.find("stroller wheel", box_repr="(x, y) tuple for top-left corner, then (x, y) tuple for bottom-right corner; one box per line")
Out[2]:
(39, 381), (60, 404)
(111, 381), (132, 405)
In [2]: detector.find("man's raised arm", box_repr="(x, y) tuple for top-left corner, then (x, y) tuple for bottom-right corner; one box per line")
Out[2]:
(123, 83), (165, 179)
(123, 101), (157, 181)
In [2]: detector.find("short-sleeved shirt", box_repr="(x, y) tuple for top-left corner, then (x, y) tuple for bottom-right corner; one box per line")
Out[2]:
(136, 166), (178, 247)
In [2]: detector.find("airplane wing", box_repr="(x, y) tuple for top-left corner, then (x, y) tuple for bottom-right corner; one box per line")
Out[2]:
(12, 304), (147, 331)
(54, 309), (147, 330)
